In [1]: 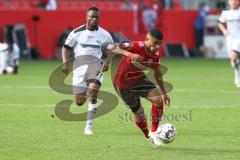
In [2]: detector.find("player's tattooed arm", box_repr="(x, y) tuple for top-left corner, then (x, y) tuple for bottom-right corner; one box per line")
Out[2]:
(154, 67), (170, 106)
(103, 42), (143, 61)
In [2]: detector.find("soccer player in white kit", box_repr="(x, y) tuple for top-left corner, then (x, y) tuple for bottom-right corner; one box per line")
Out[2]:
(218, 0), (240, 87)
(0, 39), (20, 75)
(61, 7), (113, 135)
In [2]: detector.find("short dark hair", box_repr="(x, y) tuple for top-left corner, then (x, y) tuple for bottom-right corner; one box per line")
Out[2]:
(87, 7), (99, 13)
(148, 28), (163, 40)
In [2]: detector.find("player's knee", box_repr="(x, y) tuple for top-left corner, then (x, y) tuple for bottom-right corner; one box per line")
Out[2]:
(153, 96), (164, 106)
(75, 97), (86, 106)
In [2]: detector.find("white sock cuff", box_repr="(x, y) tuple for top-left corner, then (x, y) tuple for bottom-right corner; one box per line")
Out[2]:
(88, 103), (97, 111)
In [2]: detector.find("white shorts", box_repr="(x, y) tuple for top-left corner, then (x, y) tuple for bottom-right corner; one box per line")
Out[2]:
(226, 37), (240, 57)
(72, 56), (103, 95)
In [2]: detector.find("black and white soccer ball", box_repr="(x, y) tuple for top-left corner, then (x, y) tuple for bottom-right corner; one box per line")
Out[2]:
(156, 123), (177, 144)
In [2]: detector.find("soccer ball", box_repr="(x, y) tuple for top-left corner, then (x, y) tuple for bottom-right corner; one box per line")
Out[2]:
(156, 123), (177, 144)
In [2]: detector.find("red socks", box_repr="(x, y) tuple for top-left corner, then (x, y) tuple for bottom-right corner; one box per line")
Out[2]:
(151, 104), (163, 132)
(134, 104), (163, 138)
(134, 111), (149, 138)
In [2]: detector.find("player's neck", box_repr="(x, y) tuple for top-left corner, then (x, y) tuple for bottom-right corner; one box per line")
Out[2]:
(86, 24), (98, 31)
(144, 46), (155, 55)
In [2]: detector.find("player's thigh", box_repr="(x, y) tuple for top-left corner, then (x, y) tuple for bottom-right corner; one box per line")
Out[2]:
(146, 88), (163, 105)
(86, 58), (103, 82)
(130, 76), (162, 104)
(87, 82), (101, 97)
(72, 66), (88, 96)
(231, 42), (240, 60)
(114, 86), (141, 113)
(227, 38), (240, 60)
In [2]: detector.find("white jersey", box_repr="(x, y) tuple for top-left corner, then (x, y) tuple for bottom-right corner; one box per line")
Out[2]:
(219, 8), (240, 39)
(219, 8), (240, 54)
(64, 25), (113, 59)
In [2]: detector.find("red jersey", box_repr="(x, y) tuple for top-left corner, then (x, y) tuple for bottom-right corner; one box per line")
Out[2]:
(114, 41), (160, 88)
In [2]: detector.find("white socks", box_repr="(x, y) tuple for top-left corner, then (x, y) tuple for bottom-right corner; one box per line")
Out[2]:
(85, 102), (97, 131)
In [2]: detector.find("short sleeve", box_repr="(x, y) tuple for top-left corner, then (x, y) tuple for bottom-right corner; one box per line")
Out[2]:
(105, 32), (114, 44)
(64, 30), (77, 48)
(219, 11), (226, 23)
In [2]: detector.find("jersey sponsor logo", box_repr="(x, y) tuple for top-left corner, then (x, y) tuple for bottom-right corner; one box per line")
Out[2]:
(88, 35), (94, 38)
(80, 44), (101, 48)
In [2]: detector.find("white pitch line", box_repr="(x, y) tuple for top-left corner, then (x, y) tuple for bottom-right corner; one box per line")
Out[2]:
(0, 103), (238, 109)
(0, 104), (55, 108)
(0, 85), (50, 89)
(170, 104), (239, 109)
(1, 85), (239, 94)
(174, 88), (240, 94)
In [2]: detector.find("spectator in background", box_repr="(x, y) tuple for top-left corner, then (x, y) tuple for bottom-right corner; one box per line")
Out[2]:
(46, 0), (57, 10)
(37, 0), (56, 10)
(142, 6), (158, 31)
(138, 0), (148, 10)
(0, 39), (20, 75)
(121, 0), (134, 10)
(37, 0), (48, 9)
(194, 2), (209, 50)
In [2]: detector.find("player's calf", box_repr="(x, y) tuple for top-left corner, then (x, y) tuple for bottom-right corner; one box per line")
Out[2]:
(134, 107), (149, 138)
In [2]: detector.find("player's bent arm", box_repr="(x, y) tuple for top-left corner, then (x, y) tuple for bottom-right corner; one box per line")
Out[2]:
(103, 43), (143, 61)
(154, 67), (167, 95)
(62, 46), (70, 64)
(154, 67), (171, 106)
(61, 46), (71, 75)
(218, 23), (228, 36)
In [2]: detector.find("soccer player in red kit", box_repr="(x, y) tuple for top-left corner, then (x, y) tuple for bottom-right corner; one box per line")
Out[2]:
(105, 28), (170, 147)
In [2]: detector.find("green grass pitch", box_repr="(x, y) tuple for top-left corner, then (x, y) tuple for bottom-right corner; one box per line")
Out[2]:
(0, 59), (239, 160)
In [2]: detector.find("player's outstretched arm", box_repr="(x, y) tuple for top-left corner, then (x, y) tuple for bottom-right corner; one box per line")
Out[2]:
(154, 67), (170, 107)
(103, 42), (143, 61)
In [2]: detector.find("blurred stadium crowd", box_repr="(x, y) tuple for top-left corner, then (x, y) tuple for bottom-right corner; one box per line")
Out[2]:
(0, 0), (234, 61)
(0, 0), (227, 11)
